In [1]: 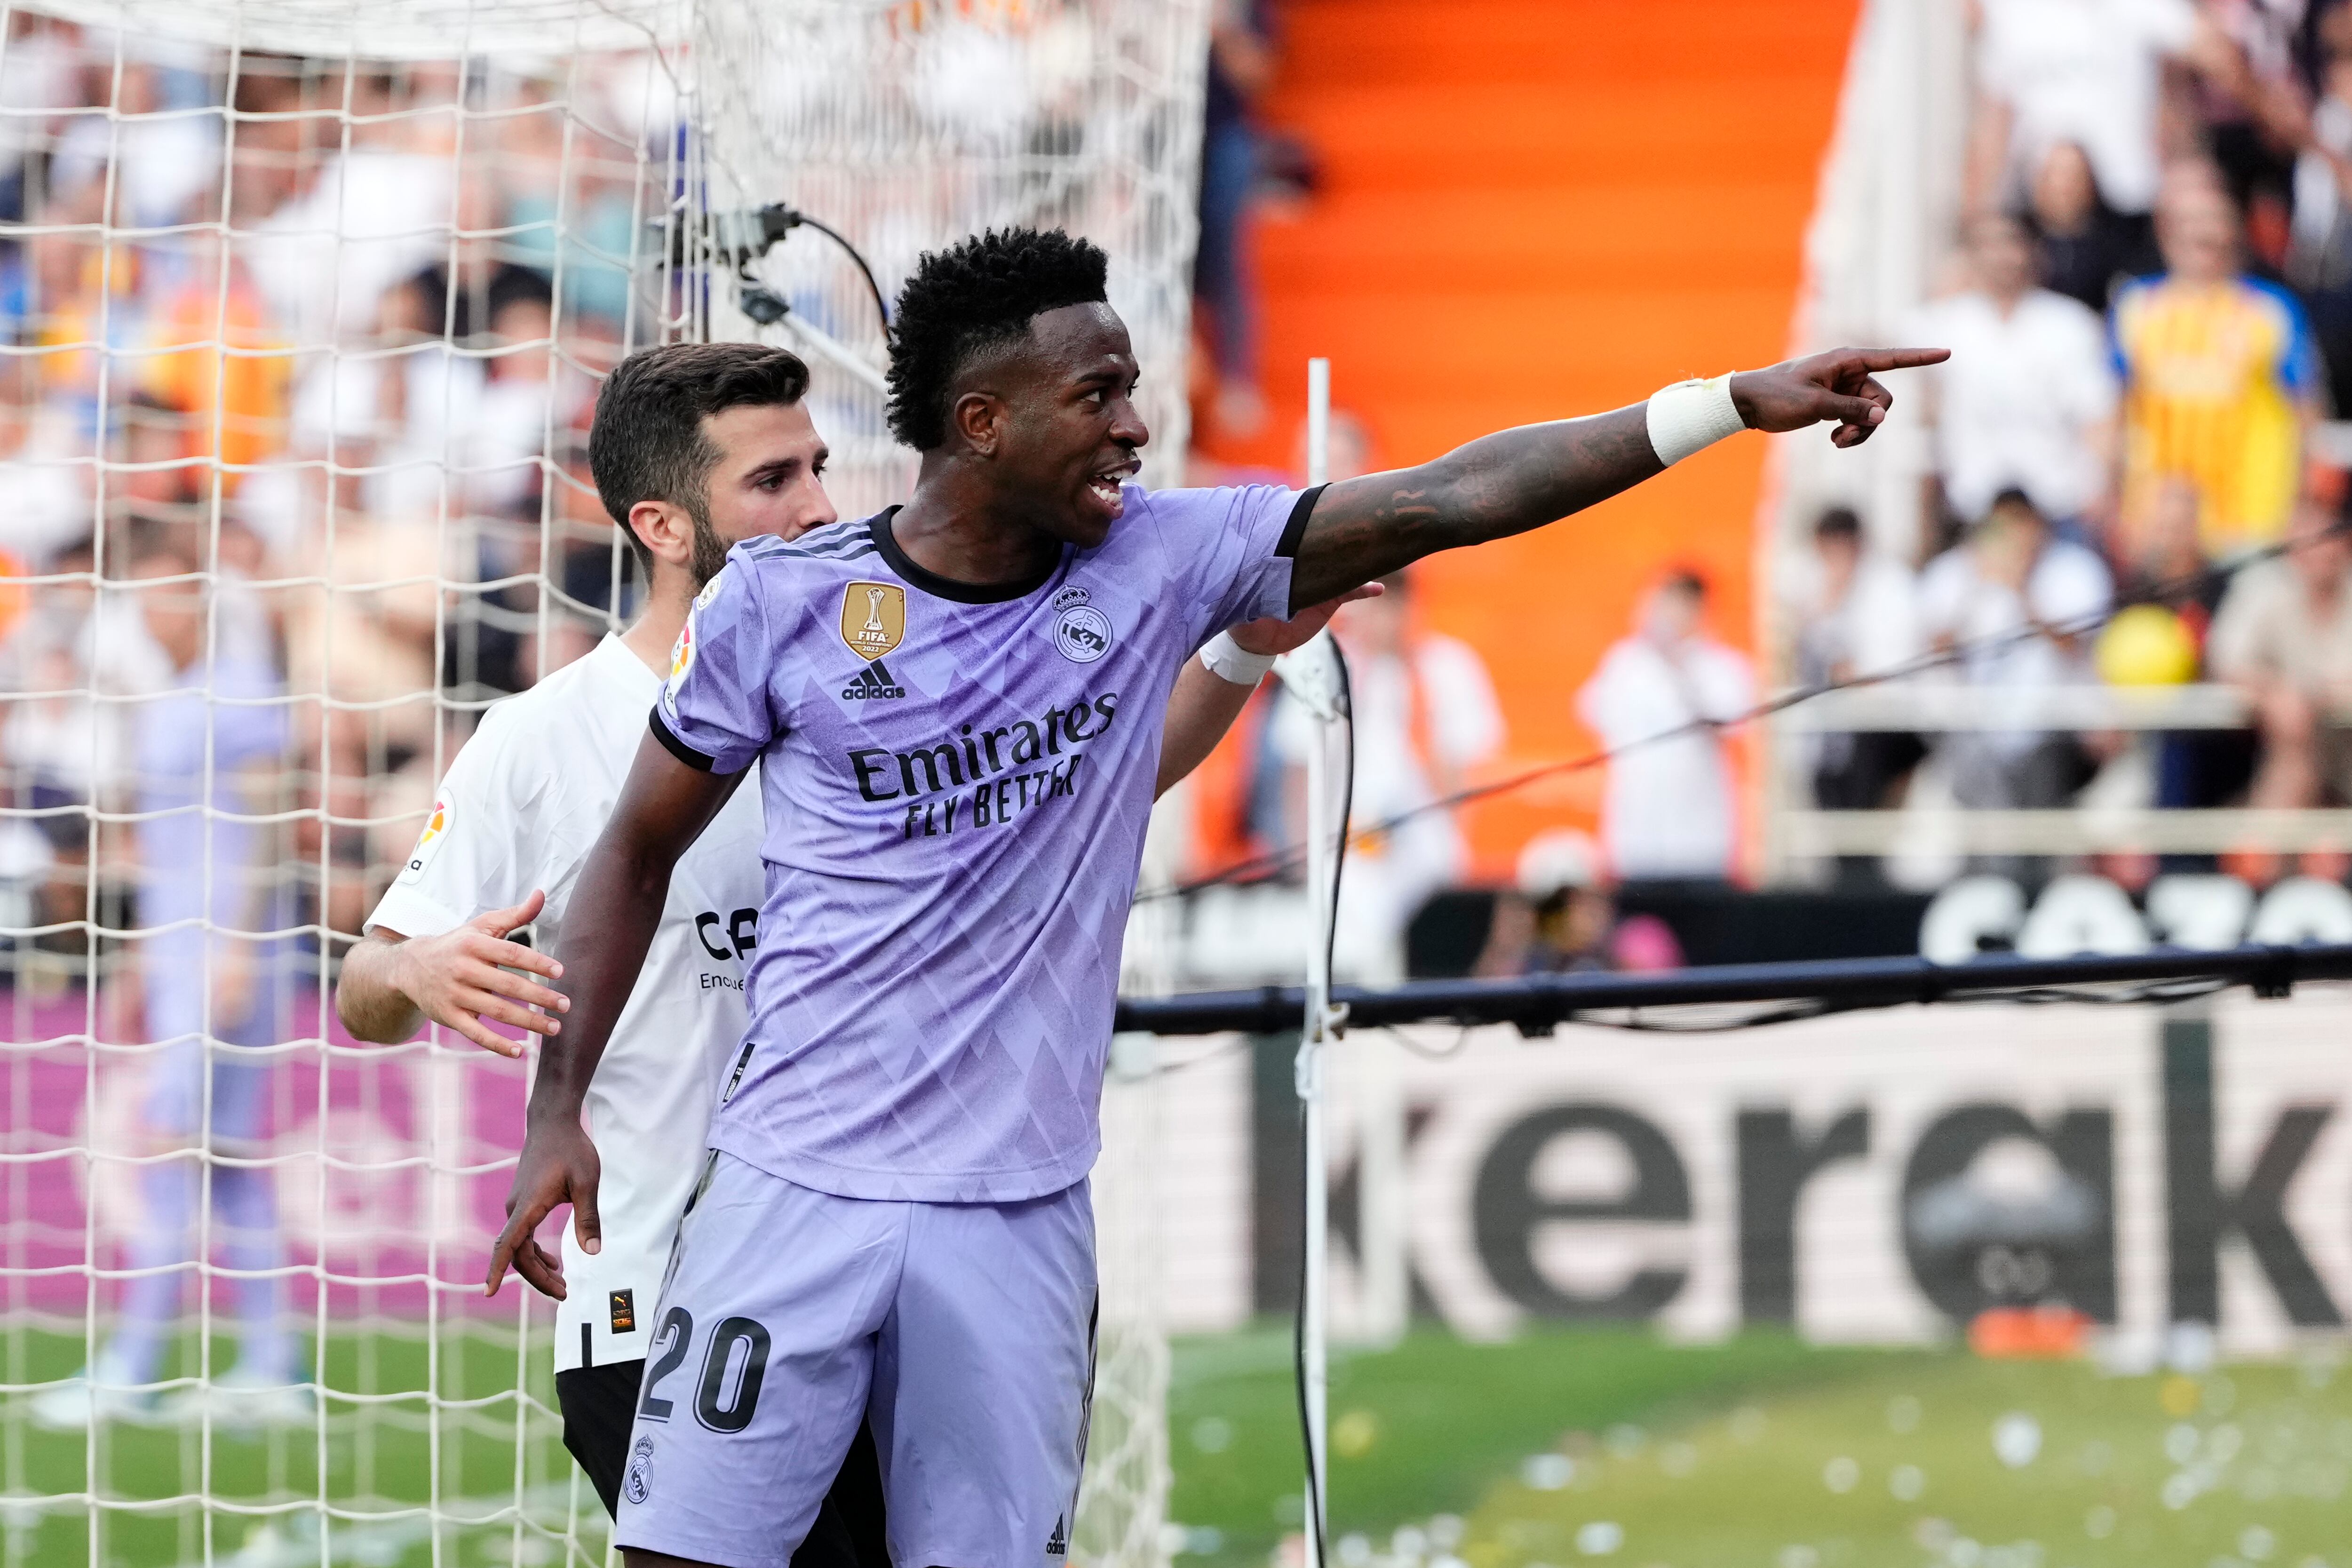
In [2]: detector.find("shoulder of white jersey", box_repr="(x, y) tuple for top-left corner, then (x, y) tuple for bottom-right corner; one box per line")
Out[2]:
(474, 648), (601, 739)
(453, 648), (626, 783)
(732, 517), (883, 573)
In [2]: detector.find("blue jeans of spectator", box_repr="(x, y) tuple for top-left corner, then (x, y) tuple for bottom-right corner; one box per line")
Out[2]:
(1195, 117), (1259, 381)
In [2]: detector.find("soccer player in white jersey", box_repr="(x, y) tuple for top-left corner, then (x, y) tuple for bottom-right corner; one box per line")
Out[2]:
(338, 341), (1359, 1552)
(489, 227), (1943, 1567)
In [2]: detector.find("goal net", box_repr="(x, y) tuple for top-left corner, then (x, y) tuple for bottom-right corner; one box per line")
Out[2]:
(0, 2), (1207, 1563)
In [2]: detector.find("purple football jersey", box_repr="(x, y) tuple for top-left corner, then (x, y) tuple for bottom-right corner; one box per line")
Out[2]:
(652, 483), (1310, 1201)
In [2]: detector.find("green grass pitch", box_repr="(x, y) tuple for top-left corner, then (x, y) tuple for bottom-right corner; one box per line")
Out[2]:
(0, 1321), (605, 1568)
(1166, 1326), (2352, 1568)
(8, 1322), (2352, 1567)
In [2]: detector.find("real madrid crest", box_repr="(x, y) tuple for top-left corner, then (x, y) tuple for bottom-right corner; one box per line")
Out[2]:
(623, 1434), (654, 1505)
(840, 581), (907, 662)
(1051, 584), (1112, 663)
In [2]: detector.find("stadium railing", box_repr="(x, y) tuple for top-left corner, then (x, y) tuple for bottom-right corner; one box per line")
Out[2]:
(1772, 683), (2352, 859)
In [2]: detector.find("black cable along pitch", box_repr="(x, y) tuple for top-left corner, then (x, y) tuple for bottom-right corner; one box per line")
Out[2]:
(1148, 518), (2352, 902)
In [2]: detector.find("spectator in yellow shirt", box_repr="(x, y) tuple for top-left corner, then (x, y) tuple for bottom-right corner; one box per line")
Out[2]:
(2111, 167), (2320, 558)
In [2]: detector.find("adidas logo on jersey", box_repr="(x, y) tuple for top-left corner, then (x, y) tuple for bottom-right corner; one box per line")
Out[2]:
(843, 659), (906, 700)
(1045, 1515), (1067, 1558)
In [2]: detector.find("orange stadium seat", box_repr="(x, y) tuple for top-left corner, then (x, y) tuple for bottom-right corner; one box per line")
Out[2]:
(1194, 0), (1863, 882)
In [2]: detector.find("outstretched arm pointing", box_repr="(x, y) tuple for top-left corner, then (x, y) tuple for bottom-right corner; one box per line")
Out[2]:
(1286, 347), (1947, 607)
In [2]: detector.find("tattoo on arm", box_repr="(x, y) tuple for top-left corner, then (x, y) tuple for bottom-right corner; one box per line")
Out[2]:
(1287, 404), (1661, 607)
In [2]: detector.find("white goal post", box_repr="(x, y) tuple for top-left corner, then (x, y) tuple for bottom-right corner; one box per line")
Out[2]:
(0, 2), (1208, 1563)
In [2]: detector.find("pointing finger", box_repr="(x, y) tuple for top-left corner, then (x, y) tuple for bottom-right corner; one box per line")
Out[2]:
(1850, 346), (1948, 372)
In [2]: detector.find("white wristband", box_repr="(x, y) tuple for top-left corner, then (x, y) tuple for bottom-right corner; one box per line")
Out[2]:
(1645, 373), (1746, 466)
(1199, 631), (1276, 687)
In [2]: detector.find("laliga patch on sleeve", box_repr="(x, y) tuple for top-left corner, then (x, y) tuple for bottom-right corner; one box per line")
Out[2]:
(609, 1288), (636, 1334)
(661, 613), (699, 721)
(396, 792), (453, 885)
(662, 565), (726, 721)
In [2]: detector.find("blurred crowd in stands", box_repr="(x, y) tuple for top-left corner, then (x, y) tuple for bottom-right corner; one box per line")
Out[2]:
(41, 0), (2352, 996)
(1191, 0), (1314, 444)
(0, 20), (662, 975)
(1781, 0), (2352, 885)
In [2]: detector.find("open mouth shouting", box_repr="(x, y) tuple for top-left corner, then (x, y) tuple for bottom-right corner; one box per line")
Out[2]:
(1084, 456), (1140, 519)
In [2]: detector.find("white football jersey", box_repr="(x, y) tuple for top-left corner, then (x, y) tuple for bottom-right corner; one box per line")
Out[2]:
(366, 633), (763, 1373)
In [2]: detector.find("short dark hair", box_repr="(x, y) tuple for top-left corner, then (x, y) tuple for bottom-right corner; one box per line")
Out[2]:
(884, 228), (1110, 450)
(1814, 506), (1863, 542)
(487, 266), (553, 323)
(1987, 485), (2042, 522)
(1664, 567), (1708, 600)
(588, 342), (810, 580)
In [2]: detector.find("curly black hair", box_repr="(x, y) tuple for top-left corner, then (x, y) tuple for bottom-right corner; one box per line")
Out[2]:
(884, 228), (1110, 451)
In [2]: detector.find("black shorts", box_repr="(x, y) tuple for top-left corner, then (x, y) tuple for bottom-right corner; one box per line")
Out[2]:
(555, 1358), (888, 1566)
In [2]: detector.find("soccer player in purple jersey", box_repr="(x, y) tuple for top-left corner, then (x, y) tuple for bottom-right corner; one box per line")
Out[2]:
(487, 228), (1944, 1566)
(339, 342), (1352, 1561)
(36, 542), (301, 1433)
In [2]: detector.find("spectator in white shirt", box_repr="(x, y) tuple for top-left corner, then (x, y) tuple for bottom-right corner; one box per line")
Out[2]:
(1578, 569), (1755, 883)
(2208, 493), (2352, 808)
(1967, 0), (2234, 219)
(1917, 488), (2114, 820)
(0, 357), (93, 570)
(1789, 507), (1926, 811)
(1910, 212), (2119, 533)
(48, 60), (220, 231)
(242, 72), (454, 353)
(1269, 568), (1504, 979)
